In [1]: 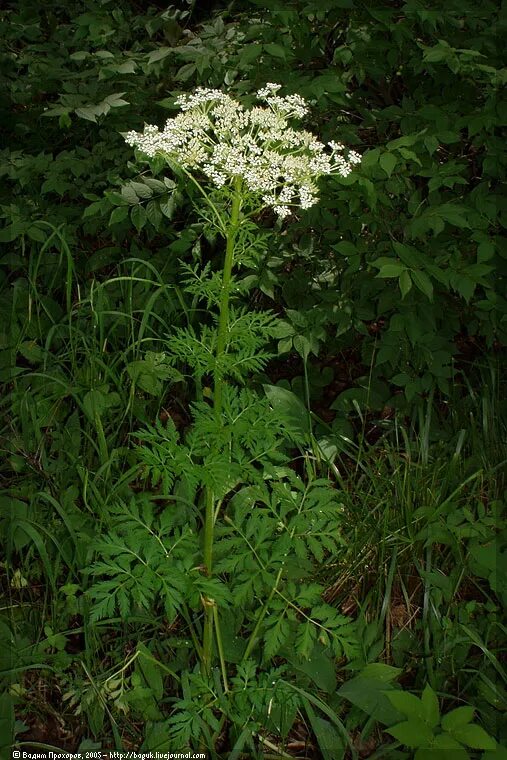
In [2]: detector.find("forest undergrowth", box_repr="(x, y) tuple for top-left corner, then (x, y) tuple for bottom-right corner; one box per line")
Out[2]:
(0, 1), (506, 757)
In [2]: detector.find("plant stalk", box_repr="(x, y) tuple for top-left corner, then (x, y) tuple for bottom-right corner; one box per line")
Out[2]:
(202, 177), (242, 677)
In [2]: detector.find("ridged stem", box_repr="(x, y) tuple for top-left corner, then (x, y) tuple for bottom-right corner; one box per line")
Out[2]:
(201, 177), (242, 677)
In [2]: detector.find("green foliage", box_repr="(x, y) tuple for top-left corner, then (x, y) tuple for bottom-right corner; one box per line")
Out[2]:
(385, 685), (496, 756)
(1, 0), (506, 756)
(86, 497), (196, 623)
(339, 670), (500, 757)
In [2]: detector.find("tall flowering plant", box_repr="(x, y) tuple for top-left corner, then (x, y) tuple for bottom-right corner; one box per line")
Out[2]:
(124, 85), (361, 680)
(107, 85), (362, 748)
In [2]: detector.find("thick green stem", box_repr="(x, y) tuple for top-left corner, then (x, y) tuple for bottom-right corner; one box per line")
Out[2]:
(213, 177), (243, 417)
(202, 177), (242, 677)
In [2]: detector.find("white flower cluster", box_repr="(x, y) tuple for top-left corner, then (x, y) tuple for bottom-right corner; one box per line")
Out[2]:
(125, 83), (361, 219)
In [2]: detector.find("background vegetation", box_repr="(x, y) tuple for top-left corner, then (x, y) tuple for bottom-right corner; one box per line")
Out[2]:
(1, 0), (505, 757)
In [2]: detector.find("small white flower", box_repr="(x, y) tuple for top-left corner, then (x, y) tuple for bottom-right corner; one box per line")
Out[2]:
(279, 186), (294, 203)
(300, 185), (317, 209)
(274, 205), (291, 219)
(256, 82), (282, 98)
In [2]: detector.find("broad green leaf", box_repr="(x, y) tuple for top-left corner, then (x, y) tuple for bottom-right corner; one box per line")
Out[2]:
(146, 200), (163, 229)
(18, 341), (44, 364)
(109, 206), (129, 225)
(441, 706), (475, 731)
(424, 135), (439, 154)
(386, 718), (434, 748)
(293, 334), (311, 360)
(377, 263), (407, 278)
(143, 177), (166, 192)
(263, 384), (310, 437)
(147, 47), (172, 64)
(70, 50), (89, 61)
(437, 203), (469, 228)
(387, 132), (424, 150)
(306, 711), (346, 760)
(131, 205), (147, 232)
(398, 147), (422, 165)
(224, 69), (238, 85)
(75, 105), (101, 122)
(338, 677), (404, 726)
(27, 225), (46, 242)
(424, 44), (450, 63)
(130, 182), (153, 199)
(217, 628), (246, 664)
(360, 663), (402, 682)
(334, 241), (358, 257)
(121, 185), (140, 204)
(450, 274), (476, 302)
(160, 195), (176, 219)
(103, 92), (129, 108)
(380, 152), (397, 177)
(302, 697), (347, 760)
(83, 389), (106, 420)
(42, 104), (70, 117)
(239, 44), (263, 65)
(360, 147), (380, 168)
(113, 61), (137, 74)
(285, 643), (337, 694)
(391, 372), (410, 386)
(331, 385), (386, 412)
(312, 73), (346, 94)
(83, 200), (106, 218)
(106, 190), (128, 206)
(432, 734), (466, 749)
(264, 43), (287, 59)
(411, 270), (434, 300)
(477, 240), (495, 262)
(451, 724), (496, 750)
(271, 320), (295, 339)
(176, 63), (196, 81)
(421, 684), (440, 728)
(393, 242), (421, 268)
(399, 269), (412, 298)
(386, 691), (425, 721)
